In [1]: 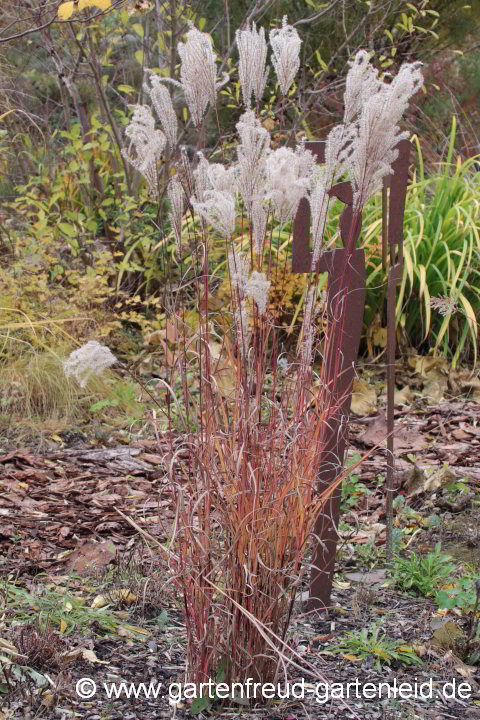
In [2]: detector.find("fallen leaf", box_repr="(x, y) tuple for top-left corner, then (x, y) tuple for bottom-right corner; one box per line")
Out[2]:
(345, 569), (387, 584)
(91, 594), (108, 609)
(394, 385), (414, 405)
(64, 540), (116, 574)
(82, 648), (109, 664)
(63, 647), (110, 664)
(0, 638), (20, 656)
(373, 327), (387, 348)
(432, 621), (464, 649)
(351, 379), (377, 416)
(117, 624), (151, 639)
(423, 379), (447, 404)
(409, 355), (448, 378)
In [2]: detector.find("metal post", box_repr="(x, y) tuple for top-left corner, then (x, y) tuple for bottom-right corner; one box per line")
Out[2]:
(292, 139), (410, 610)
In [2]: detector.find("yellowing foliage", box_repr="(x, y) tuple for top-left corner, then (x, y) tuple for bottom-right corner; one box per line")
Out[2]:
(57, 0), (112, 20)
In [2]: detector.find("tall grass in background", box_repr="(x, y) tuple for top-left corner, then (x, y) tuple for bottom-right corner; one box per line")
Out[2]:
(363, 118), (480, 365)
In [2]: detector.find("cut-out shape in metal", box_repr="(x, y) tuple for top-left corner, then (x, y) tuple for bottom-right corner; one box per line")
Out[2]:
(292, 139), (410, 610)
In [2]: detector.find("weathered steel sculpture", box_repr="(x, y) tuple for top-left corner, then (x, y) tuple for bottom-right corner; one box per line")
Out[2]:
(292, 138), (410, 610)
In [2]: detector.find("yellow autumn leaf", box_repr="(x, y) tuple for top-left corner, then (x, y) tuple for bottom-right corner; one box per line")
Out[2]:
(110, 588), (137, 605)
(58, 0), (111, 19)
(82, 648), (110, 664)
(60, 619), (68, 633)
(57, 2), (74, 19)
(91, 594), (108, 609)
(117, 624), (151, 639)
(84, 0), (112, 9)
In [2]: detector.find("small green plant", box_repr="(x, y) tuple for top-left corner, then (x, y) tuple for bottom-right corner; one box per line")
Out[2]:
(330, 624), (422, 670)
(355, 541), (384, 569)
(341, 453), (372, 510)
(2, 582), (120, 636)
(436, 576), (480, 614)
(393, 543), (456, 596)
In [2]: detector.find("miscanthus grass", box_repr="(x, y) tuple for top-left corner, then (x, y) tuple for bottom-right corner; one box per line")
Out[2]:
(111, 22), (424, 693)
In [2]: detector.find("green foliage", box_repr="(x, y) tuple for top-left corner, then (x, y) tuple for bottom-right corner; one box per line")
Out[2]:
(330, 624), (422, 670)
(341, 452), (372, 510)
(2, 582), (120, 635)
(393, 543), (456, 596)
(363, 121), (480, 365)
(436, 576), (480, 614)
(89, 379), (146, 422)
(354, 541), (384, 569)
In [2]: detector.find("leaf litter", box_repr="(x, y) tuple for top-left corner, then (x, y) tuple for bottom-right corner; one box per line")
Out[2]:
(0, 362), (479, 718)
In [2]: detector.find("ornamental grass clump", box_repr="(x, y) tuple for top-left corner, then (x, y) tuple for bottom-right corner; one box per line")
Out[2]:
(119, 22), (423, 694)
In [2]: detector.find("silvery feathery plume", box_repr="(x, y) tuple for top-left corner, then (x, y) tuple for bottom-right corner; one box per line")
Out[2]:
(236, 21), (269, 108)
(264, 143), (314, 225)
(228, 245), (249, 298)
(192, 152), (210, 202)
(252, 199), (267, 254)
(178, 23), (229, 127)
(179, 145), (195, 209)
(192, 190), (236, 238)
(430, 296), (458, 315)
(192, 154), (236, 211)
(310, 167), (329, 269)
(206, 162), (237, 193)
(300, 287), (316, 369)
(122, 105), (166, 196)
(63, 341), (117, 388)
(309, 125), (350, 268)
(234, 300), (250, 358)
(246, 270), (270, 315)
(269, 16), (301, 96)
(344, 50), (382, 124)
(344, 53), (423, 209)
(236, 110), (270, 214)
(143, 72), (178, 149)
(168, 176), (184, 246)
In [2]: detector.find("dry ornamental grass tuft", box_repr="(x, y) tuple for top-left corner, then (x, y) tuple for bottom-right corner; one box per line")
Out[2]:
(116, 26), (425, 692)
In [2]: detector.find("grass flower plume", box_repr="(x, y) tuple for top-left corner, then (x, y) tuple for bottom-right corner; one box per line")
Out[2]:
(63, 341), (117, 388)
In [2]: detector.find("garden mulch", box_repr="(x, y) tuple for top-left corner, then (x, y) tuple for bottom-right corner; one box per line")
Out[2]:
(0, 391), (479, 719)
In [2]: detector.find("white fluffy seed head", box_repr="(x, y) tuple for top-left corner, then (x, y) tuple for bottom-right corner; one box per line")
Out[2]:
(63, 341), (118, 388)
(264, 143), (314, 225)
(192, 190), (236, 238)
(430, 296), (458, 315)
(236, 110), (270, 214)
(246, 271), (270, 315)
(178, 23), (229, 127)
(178, 24), (217, 126)
(252, 199), (267, 255)
(143, 72), (178, 149)
(342, 51), (424, 209)
(168, 176), (184, 247)
(228, 245), (249, 298)
(269, 16), (301, 96)
(236, 21), (269, 108)
(310, 168), (329, 269)
(122, 104), (166, 196)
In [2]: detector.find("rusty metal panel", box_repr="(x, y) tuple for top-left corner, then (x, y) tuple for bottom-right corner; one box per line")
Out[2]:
(292, 139), (410, 609)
